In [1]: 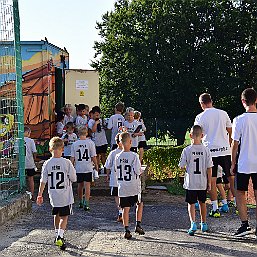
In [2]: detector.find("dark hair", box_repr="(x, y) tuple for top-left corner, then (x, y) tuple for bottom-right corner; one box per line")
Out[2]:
(66, 122), (74, 129)
(199, 93), (212, 104)
(24, 126), (31, 133)
(241, 88), (257, 106)
(191, 125), (202, 137)
(115, 102), (125, 113)
(92, 106), (101, 114)
(75, 104), (87, 111)
(56, 111), (65, 122)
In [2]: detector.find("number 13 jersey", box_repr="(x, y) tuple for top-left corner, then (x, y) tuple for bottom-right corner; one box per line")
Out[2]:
(179, 144), (213, 190)
(114, 151), (142, 197)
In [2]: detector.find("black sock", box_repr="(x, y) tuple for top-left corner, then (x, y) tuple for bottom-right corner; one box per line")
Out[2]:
(242, 220), (249, 227)
(125, 226), (129, 232)
(136, 221), (141, 227)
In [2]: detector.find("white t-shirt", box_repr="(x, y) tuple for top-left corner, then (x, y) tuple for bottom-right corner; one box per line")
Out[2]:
(71, 139), (96, 173)
(88, 119), (108, 147)
(114, 151), (142, 197)
(136, 120), (146, 142)
(40, 157), (77, 207)
(179, 144), (213, 190)
(194, 108), (232, 157)
(75, 115), (88, 128)
(62, 133), (77, 157)
(24, 137), (37, 169)
(56, 122), (64, 136)
(105, 148), (122, 187)
(107, 114), (125, 145)
(124, 120), (140, 148)
(63, 115), (74, 126)
(232, 112), (257, 174)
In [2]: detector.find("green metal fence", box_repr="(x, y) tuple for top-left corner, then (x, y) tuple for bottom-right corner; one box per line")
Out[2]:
(0, 0), (25, 201)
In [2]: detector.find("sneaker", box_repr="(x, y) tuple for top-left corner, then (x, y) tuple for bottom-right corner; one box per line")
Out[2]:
(219, 204), (229, 213)
(84, 205), (90, 211)
(228, 201), (235, 207)
(117, 214), (123, 222)
(55, 236), (66, 250)
(124, 230), (132, 239)
(187, 222), (197, 236)
(234, 224), (252, 237)
(201, 222), (208, 232)
(79, 202), (83, 208)
(209, 210), (221, 218)
(135, 226), (145, 235)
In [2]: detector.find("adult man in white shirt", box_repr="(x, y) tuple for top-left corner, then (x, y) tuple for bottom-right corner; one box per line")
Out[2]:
(195, 93), (234, 217)
(231, 88), (257, 237)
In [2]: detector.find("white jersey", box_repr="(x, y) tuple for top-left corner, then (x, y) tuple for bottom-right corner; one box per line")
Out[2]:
(179, 144), (213, 190)
(114, 151), (142, 197)
(56, 122), (64, 136)
(62, 132), (77, 157)
(63, 115), (74, 126)
(107, 114), (125, 145)
(194, 108), (232, 157)
(71, 139), (96, 173)
(24, 137), (37, 169)
(105, 148), (122, 187)
(124, 120), (140, 148)
(88, 119), (108, 146)
(40, 157), (77, 207)
(136, 120), (146, 142)
(75, 115), (88, 128)
(232, 112), (257, 174)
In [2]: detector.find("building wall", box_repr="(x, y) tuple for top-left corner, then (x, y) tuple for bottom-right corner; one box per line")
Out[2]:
(65, 69), (99, 113)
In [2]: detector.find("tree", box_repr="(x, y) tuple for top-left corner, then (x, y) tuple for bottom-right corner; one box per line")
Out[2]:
(92, 0), (257, 145)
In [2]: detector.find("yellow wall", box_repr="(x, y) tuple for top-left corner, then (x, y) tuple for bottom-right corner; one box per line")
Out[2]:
(65, 69), (99, 113)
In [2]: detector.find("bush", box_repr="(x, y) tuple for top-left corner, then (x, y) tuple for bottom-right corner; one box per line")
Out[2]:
(144, 146), (185, 181)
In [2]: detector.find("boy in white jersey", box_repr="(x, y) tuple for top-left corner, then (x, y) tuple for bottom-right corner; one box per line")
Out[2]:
(194, 93), (234, 217)
(37, 137), (77, 250)
(62, 122), (77, 159)
(107, 102), (125, 150)
(63, 104), (74, 126)
(231, 88), (257, 237)
(124, 110), (142, 153)
(75, 104), (89, 129)
(24, 126), (37, 201)
(179, 125), (212, 236)
(71, 127), (98, 211)
(115, 132), (145, 239)
(105, 134), (123, 222)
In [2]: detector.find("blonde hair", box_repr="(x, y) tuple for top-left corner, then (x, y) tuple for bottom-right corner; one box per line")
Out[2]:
(78, 127), (88, 136)
(49, 137), (64, 150)
(119, 132), (131, 145)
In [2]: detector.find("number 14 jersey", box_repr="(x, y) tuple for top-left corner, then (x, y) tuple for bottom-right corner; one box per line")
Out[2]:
(114, 151), (142, 197)
(179, 144), (213, 190)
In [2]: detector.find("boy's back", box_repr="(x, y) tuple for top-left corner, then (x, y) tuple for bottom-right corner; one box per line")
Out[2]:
(71, 138), (96, 173)
(41, 157), (76, 207)
(24, 136), (37, 169)
(179, 144), (213, 190)
(115, 151), (141, 197)
(108, 114), (125, 145)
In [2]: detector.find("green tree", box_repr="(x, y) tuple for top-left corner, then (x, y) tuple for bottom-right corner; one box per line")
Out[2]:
(92, 0), (257, 145)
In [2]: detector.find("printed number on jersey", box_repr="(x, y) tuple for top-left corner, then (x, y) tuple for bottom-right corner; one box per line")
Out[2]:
(194, 158), (201, 174)
(117, 165), (132, 181)
(49, 172), (65, 189)
(76, 148), (89, 161)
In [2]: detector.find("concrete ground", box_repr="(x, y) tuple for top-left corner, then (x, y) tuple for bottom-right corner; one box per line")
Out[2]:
(0, 190), (257, 257)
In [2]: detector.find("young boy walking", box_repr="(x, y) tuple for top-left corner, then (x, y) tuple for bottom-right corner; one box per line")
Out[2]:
(179, 125), (212, 236)
(71, 127), (98, 211)
(62, 122), (77, 159)
(115, 132), (145, 239)
(36, 137), (77, 250)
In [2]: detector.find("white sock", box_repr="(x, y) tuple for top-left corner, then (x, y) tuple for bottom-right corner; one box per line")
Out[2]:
(118, 210), (123, 215)
(211, 200), (218, 211)
(55, 229), (58, 237)
(58, 229), (65, 238)
(234, 197), (237, 206)
(222, 199), (227, 205)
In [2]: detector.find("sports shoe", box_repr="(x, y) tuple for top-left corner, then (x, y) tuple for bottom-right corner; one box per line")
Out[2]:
(234, 224), (252, 237)
(135, 226), (145, 235)
(55, 236), (66, 250)
(117, 214), (123, 222)
(124, 230), (132, 239)
(201, 222), (208, 232)
(79, 202), (83, 208)
(187, 222), (197, 236)
(228, 201), (235, 207)
(84, 205), (90, 211)
(209, 210), (221, 218)
(219, 204), (229, 213)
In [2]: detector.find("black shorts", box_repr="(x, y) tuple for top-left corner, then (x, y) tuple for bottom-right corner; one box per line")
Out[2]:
(111, 187), (118, 196)
(111, 144), (118, 150)
(185, 190), (207, 204)
(212, 155), (231, 178)
(130, 147), (138, 153)
(52, 205), (72, 216)
(216, 175), (229, 185)
(235, 172), (257, 191)
(26, 168), (36, 177)
(138, 141), (147, 149)
(96, 144), (108, 154)
(77, 172), (92, 183)
(119, 194), (141, 208)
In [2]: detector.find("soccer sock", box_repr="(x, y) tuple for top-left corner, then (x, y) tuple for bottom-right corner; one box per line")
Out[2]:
(242, 220), (249, 227)
(234, 197), (237, 206)
(211, 200), (218, 211)
(125, 226), (129, 232)
(84, 200), (89, 207)
(136, 221), (142, 227)
(118, 210), (123, 216)
(55, 228), (58, 237)
(222, 199), (227, 205)
(58, 229), (65, 238)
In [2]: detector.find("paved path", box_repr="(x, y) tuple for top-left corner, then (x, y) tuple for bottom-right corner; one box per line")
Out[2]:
(1, 192), (257, 257)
